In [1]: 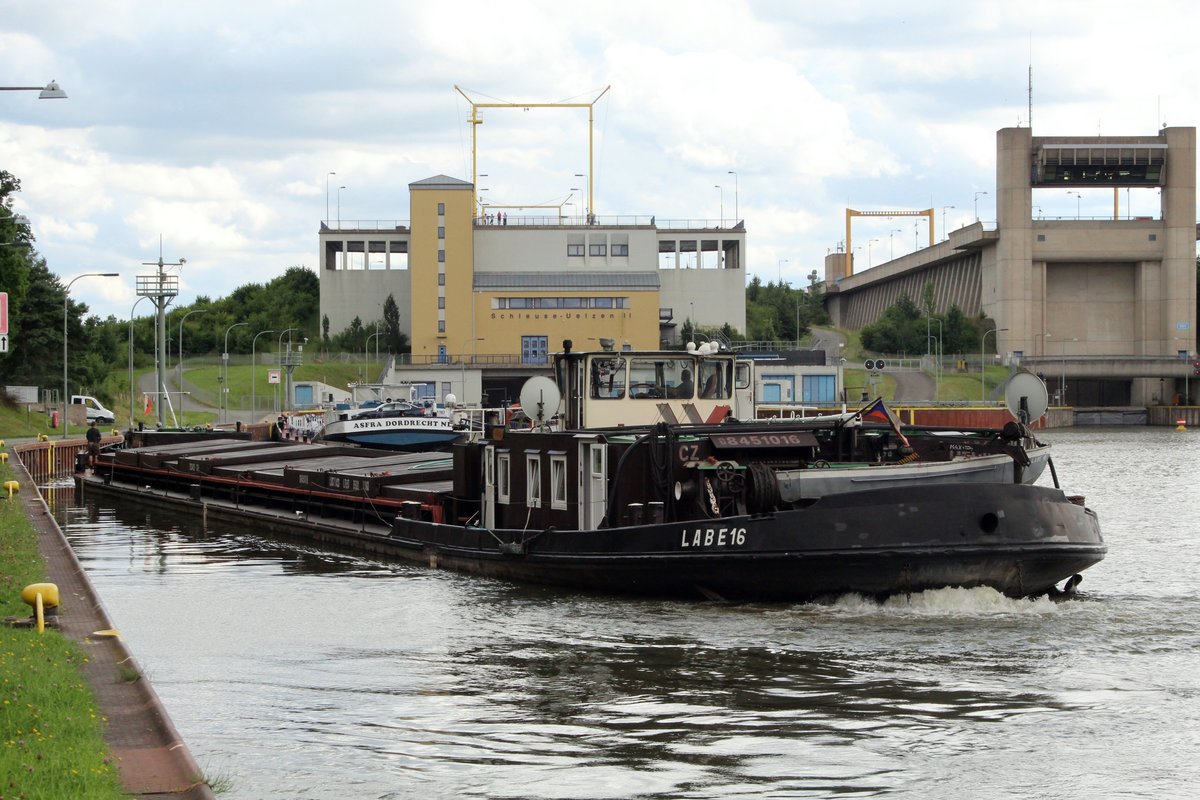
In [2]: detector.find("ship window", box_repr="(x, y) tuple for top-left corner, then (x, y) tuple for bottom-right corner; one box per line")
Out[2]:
(590, 357), (627, 399)
(630, 357), (693, 400)
(497, 453), (511, 503)
(735, 362), (752, 390)
(550, 453), (568, 510)
(699, 361), (731, 399)
(526, 454), (542, 508)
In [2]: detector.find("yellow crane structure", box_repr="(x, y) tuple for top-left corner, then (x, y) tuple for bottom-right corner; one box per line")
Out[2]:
(844, 207), (935, 276)
(455, 85), (611, 218)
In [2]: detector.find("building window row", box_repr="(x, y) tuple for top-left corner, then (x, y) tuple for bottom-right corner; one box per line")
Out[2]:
(567, 243), (629, 257)
(494, 296), (629, 310)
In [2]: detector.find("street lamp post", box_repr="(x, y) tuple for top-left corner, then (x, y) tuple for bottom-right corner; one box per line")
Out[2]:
(974, 191), (988, 221)
(277, 328), (298, 413)
(250, 329), (274, 423)
(325, 171), (336, 225)
(931, 319), (944, 401)
(177, 309), (207, 425)
(128, 296), (149, 429)
(459, 337), (484, 403)
(714, 185), (724, 227)
(0, 81), (67, 99)
(63, 272), (119, 438)
(365, 328), (384, 386)
(222, 322), (249, 424)
(867, 239), (879, 268)
(981, 327), (1008, 401)
(727, 171), (738, 223)
(889, 229), (902, 260)
(1068, 191), (1082, 218)
(941, 205), (955, 240)
(574, 173), (590, 220)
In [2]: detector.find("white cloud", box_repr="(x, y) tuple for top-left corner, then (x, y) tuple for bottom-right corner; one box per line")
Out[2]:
(2, 0), (1197, 319)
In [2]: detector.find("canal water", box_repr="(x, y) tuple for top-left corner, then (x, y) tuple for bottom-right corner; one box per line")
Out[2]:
(52, 428), (1200, 799)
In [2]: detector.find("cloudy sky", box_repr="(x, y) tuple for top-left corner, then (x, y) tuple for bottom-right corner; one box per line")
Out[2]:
(3, 1), (1196, 325)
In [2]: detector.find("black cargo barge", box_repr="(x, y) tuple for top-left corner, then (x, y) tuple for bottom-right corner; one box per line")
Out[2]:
(80, 422), (1105, 601)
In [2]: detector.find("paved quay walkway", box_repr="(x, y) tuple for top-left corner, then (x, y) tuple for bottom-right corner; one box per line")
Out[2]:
(11, 446), (215, 799)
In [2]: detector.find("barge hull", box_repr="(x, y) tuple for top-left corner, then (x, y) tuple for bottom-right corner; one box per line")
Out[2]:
(78, 475), (1103, 602)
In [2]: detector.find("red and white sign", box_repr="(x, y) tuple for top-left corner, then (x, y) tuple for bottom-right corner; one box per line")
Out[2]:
(267, 369), (281, 384)
(0, 291), (8, 335)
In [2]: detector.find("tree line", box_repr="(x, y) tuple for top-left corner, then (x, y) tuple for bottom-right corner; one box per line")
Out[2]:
(0, 169), (409, 404)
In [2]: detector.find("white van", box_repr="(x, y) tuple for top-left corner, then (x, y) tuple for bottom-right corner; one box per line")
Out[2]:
(71, 395), (116, 424)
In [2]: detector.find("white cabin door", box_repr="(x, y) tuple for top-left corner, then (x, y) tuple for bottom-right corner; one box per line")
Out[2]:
(578, 439), (607, 530)
(483, 444), (496, 528)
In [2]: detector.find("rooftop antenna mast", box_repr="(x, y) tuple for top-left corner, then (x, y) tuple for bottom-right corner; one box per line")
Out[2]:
(137, 236), (184, 427)
(1027, 35), (1033, 130)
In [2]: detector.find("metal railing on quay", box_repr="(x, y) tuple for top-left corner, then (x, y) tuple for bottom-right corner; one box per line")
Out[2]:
(13, 435), (124, 481)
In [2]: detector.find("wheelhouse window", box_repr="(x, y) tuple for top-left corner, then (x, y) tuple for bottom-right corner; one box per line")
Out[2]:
(589, 357), (627, 399)
(698, 360), (732, 399)
(629, 357), (694, 400)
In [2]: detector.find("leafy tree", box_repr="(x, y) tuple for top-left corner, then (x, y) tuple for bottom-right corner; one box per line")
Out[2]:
(381, 294), (409, 353)
(860, 293), (927, 354)
(744, 277), (828, 341)
(329, 316), (367, 352)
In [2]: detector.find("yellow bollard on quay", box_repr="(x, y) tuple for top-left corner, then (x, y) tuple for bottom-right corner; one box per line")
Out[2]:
(20, 583), (59, 634)
(3, 479), (18, 499)
(1176, 417), (1187, 431)
(0, 452), (7, 463)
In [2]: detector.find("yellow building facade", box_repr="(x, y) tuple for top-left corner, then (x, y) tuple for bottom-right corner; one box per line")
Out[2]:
(319, 174), (746, 399)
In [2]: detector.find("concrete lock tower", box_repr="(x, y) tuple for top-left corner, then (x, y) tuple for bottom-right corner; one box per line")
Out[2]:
(825, 125), (1197, 407)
